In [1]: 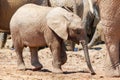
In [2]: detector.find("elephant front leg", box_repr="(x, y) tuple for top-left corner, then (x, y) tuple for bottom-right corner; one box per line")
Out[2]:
(50, 40), (66, 73)
(104, 35), (120, 77)
(61, 41), (67, 65)
(29, 47), (43, 71)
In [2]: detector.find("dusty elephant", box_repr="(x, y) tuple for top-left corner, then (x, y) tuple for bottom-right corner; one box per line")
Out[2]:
(48, 0), (100, 50)
(10, 4), (95, 74)
(0, 0), (48, 48)
(89, 0), (120, 77)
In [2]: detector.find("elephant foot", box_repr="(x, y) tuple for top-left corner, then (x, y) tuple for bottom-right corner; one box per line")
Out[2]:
(104, 65), (120, 77)
(32, 65), (43, 71)
(52, 67), (63, 74)
(17, 64), (26, 71)
(31, 62), (43, 71)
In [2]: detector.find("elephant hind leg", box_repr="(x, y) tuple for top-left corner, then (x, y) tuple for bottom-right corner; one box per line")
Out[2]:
(29, 47), (43, 71)
(15, 46), (25, 70)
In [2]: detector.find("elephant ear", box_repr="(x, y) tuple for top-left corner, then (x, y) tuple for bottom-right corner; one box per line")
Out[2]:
(46, 7), (70, 40)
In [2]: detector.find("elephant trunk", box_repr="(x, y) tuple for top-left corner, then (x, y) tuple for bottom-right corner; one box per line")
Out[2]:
(80, 40), (95, 75)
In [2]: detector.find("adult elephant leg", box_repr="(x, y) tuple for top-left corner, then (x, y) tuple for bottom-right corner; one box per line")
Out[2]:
(0, 32), (7, 48)
(104, 31), (120, 77)
(29, 47), (43, 71)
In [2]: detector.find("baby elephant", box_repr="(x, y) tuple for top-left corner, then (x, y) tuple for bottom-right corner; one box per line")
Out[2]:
(10, 4), (95, 74)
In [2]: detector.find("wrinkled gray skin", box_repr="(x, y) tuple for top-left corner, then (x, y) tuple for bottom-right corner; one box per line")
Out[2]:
(0, 0), (49, 48)
(48, 0), (100, 50)
(89, 0), (120, 77)
(10, 4), (95, 74)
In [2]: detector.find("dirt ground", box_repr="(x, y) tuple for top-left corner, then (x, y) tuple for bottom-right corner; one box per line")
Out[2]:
(0, 39), (120, 80)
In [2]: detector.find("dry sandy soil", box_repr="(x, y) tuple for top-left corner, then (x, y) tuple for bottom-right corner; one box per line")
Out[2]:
(0, 39), (120, 80)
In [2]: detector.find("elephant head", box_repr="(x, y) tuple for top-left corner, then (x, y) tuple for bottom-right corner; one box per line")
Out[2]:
(46, 7), (95, 74)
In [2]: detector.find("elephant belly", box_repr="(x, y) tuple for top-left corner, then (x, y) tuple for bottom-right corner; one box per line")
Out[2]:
(21, 33), (47, 47)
